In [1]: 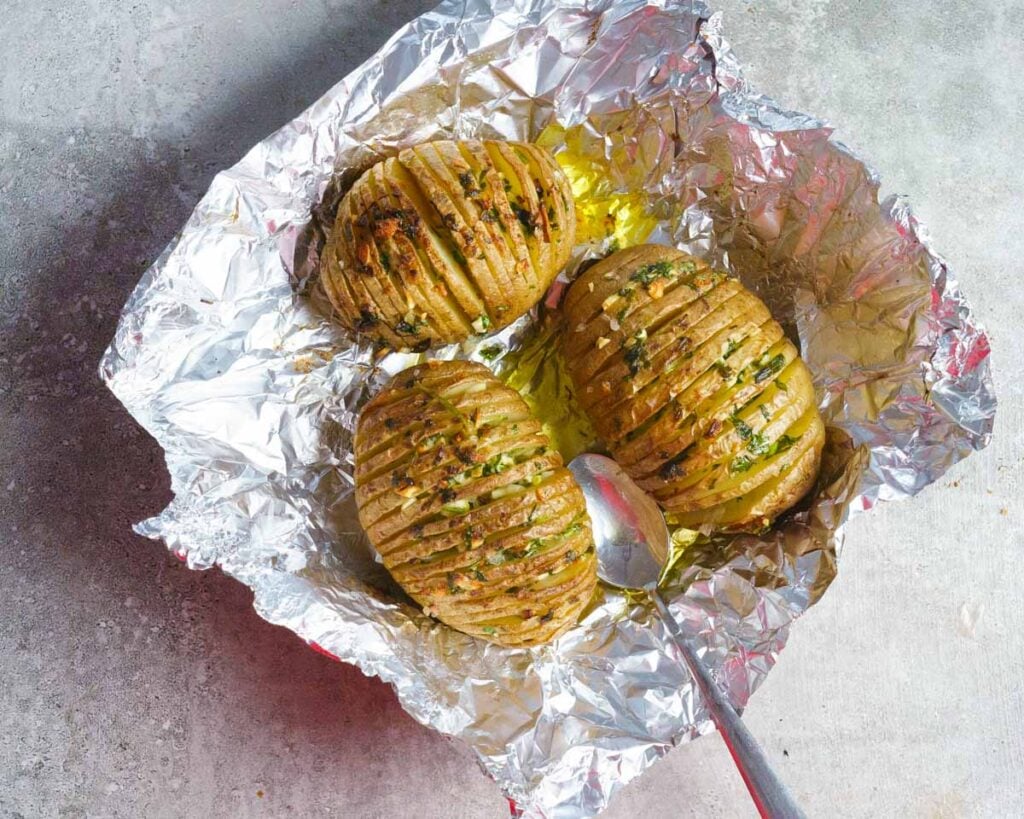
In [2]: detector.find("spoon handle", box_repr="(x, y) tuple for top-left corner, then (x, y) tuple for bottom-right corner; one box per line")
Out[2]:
(649, 592), (806, 819)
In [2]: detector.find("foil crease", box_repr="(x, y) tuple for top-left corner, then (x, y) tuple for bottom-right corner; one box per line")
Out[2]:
(100, 1), (995, 816)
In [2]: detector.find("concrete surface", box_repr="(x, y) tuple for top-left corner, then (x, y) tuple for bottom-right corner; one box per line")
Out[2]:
(0, 0), (1021, 816)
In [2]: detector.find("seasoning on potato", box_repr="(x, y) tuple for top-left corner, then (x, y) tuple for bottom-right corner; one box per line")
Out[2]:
(561, 244), (825, 531)
(354, 360), (597, 646)
(322, 140), (576, 350)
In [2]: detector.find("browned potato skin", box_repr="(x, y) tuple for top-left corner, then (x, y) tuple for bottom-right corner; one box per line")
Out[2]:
(354, 360), (597, 647)
(323, 140), (577, 350)
(561, 245), (825, 531)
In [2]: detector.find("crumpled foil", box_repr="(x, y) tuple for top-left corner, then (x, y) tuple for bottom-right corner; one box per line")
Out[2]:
(100, 0), (996, 815)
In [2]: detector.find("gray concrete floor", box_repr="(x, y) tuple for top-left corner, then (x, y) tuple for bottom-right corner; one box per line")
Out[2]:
(1, 1), (1021, 816)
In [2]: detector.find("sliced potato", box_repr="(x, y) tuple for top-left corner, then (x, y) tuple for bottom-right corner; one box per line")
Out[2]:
(561, 245), (825, 531)
(354, 360), (597, 646)
(323, 140), (577, 349)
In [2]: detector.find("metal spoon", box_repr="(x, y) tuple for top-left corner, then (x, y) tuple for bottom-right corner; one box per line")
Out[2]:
(568, 453), (805, 819)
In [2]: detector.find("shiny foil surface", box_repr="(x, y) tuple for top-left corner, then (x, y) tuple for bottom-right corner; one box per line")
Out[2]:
(100, 1), (995, 816)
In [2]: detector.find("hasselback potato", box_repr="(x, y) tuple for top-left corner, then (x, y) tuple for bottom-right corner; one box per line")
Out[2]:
(354, 360), (597, 647)
(322, 140), (576, 350)
(561, 245), (824, 531)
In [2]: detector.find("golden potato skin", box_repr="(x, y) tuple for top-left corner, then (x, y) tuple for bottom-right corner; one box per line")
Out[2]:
(561, 245), (824, 531)
(323, 140), (576, 350)
(354, 360), (597, 647)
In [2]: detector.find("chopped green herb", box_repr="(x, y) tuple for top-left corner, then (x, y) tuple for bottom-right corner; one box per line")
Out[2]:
(510, 202), (537, 236)
(723, 338), (740, 359)
(502, 178), (512, 193)
(450, 246), (468, 268)
(481, 626), (497, 636)
(732, 417), (754, 441)
(458, 170), (479, 194)
(758, 404), (772, 421)
(628, 261), (675, 286)
(617, 286), (635, 299)
(765, 433), (800, 458)
(395, 318), (423, 336)
(482, 452), (514, 476)
(774, 378), (788, 392)
(730, 455), (754, 474)
(747, 433), (770, 456)
(478, 344), (503, 362)
(472, 314), (492, 334)
(524, 539), (544, 558)
(378, 249), (391, 272)
(471, 567), (487, 582)
(446, 573), (462, 594)
(561, 522), (584, 538)
(623, 330), (650, 376)
(754, 354), (786, 383)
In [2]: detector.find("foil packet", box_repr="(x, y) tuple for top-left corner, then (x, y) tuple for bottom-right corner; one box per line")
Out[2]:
(100, 0), (995, 815)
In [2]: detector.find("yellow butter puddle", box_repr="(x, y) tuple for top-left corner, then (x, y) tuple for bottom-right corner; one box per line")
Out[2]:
(536, 123), (658, 250)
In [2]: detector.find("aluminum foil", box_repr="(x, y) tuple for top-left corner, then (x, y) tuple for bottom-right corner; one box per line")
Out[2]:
(100, 0), (996, 815)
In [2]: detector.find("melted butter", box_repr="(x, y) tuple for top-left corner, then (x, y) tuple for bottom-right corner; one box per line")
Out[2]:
(537, 123), (657, 250)
(499, 315), (599, 464)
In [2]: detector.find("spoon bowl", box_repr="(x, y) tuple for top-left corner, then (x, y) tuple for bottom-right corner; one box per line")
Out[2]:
(567, 453), (668, 590)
